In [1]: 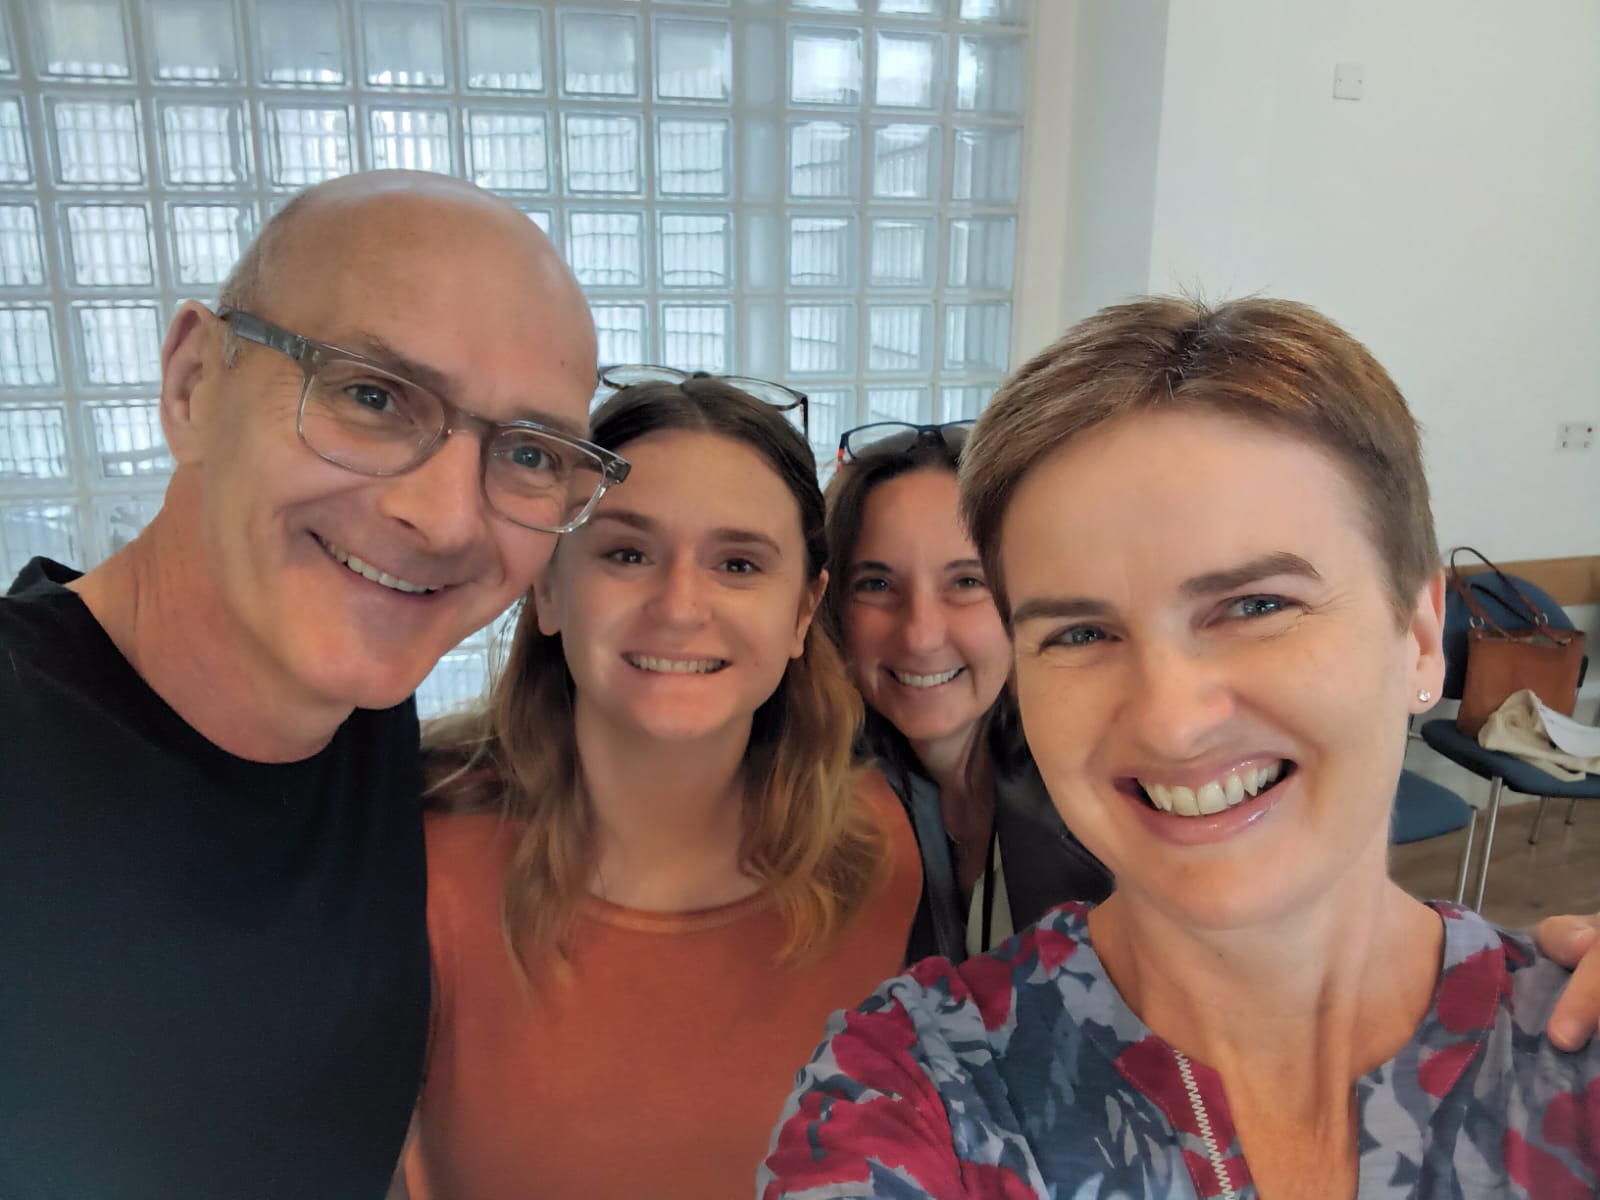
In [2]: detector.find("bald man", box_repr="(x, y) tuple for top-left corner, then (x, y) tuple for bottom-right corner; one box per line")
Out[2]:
(0, 172), (606, 1199)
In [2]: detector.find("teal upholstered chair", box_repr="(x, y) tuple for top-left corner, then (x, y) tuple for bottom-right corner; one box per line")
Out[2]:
(1391, 769), (1476, 904)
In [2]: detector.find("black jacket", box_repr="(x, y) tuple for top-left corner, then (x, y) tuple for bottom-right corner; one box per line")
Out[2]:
(870, 714), (1112, 965)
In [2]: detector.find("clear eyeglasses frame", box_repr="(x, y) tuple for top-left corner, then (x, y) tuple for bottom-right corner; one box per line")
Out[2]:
(836, 419), (975, 464)
(597, 364), (810, 439)
(218, 308), (630, 534)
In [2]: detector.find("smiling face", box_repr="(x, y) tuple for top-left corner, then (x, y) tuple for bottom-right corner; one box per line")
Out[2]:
(168, 179), (597, 715)
(535, 430), (824, 748)
(1000, 408), (1444, 930)
(842, 468), (1011, 767)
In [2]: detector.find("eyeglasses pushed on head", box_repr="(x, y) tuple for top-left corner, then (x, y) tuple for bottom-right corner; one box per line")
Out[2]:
(597, 364), (809, 438)
(218, 308), (630, 534)
(836, 419), (975, 464)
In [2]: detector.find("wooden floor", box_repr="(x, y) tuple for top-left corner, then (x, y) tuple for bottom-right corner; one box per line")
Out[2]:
(1390, 798), (1600, 929)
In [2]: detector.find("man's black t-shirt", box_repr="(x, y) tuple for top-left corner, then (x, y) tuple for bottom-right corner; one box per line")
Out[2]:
(0, 559), (430, 1199)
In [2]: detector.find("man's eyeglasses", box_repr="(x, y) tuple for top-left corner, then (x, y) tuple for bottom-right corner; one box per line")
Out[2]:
(218, 309), (630, 534)
(598, 364), (809, 438)
(836, 420), (975, 464)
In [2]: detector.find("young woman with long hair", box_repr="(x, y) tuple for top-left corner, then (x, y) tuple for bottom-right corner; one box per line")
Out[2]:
(402, 379), (920, 1199)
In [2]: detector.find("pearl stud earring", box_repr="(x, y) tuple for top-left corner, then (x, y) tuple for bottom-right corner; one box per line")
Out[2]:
(1418, 690), (1434, 705)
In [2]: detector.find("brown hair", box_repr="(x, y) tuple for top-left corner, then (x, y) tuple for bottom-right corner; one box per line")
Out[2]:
(426, 378), (883, 975)
(960, 295), (1439, 625)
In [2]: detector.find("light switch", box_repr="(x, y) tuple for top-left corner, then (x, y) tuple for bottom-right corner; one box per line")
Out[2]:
(1333, 62), (1365, 101)
(1557, 421), (1595, 451)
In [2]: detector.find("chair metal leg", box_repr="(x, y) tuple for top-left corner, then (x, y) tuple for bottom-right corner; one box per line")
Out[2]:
(1452, 808), (1478, 905)
(1472, 777), (1506, 912)
(1529, 796), (1551, 845)
(1566, 797), (1580, 826)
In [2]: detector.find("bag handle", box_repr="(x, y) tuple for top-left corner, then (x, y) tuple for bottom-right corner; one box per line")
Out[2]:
(1448, 546), (1551, 632)
(1447, 546), (1576, 646)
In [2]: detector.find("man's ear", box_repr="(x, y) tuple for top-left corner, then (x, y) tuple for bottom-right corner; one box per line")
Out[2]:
(158, 301), (221, 466)
(533, 554), (563, 637)
(791, 568), (828, 660)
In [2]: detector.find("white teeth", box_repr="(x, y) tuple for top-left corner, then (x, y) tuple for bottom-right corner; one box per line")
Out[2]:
(1223, 773), (1245, 807)
(888, 667), (963, 688)
(1138, 760), (1289, 818)
(629, 655), (726, 675)
(1195, 780), (1228, 815)
(321, 539), (436, 595)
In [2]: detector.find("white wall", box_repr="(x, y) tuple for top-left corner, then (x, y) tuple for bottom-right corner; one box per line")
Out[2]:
(1020, 0), (1600, 563)
(1056, 0), (1169, 330)
(1015, 0), (1170, 352)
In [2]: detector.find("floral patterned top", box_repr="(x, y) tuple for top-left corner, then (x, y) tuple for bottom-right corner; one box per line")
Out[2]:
(760, 902), (1599, 1199)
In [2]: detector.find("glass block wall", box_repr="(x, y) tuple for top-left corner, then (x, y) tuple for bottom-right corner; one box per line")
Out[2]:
(0, 0), (1030, 717)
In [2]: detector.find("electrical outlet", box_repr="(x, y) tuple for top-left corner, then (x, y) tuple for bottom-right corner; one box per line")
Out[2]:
(1556, 420), (1594, 451)
(1333, 62), (1366, 100)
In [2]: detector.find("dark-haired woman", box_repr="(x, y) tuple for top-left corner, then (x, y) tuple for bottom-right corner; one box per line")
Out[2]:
(822, 421), (1112, 963)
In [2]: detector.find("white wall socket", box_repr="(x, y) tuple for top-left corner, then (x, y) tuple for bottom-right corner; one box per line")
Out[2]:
(1333, 62), (1366, 101)
(1556, 420), (1594, 450)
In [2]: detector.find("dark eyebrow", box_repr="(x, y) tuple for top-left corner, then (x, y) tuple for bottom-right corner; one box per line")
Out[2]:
(1179, 552), (1322, 599)
(337, 332), (589, 440)
(713, 528), (783, 556)
(850, 560), (894, 576)
(850, 558), (983, 576)
(588, 510), (657, 534)
(1011, 553), (1321, 628)
(1010, 596), (1116, 627)
(588, 510), (783, 556)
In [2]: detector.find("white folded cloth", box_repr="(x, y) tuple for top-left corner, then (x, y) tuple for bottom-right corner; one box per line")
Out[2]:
(1477, 688), (1600, 782)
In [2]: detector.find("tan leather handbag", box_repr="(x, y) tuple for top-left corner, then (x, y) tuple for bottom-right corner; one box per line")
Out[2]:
(1449, 549), (1586, 737)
